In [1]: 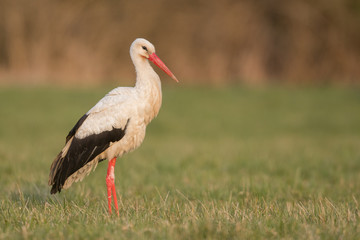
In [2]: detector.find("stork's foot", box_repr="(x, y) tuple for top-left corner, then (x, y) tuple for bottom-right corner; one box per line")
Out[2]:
(106, 157), (119, 216)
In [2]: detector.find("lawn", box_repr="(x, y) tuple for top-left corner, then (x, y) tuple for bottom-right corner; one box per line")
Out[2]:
(0, 85), (360, 239)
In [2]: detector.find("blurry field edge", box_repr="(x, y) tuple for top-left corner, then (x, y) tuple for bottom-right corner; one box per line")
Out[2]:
(0, 85), (360, 239)
(1, 0), (360, 83)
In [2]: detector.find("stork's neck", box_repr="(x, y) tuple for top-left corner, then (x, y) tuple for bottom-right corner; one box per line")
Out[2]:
(131, 56), (160, 90)
(132, 55), (162, 123)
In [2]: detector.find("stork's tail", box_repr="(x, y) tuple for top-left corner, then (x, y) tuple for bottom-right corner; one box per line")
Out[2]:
(48, 151), (65, 194)
(48, 136), (104, 194)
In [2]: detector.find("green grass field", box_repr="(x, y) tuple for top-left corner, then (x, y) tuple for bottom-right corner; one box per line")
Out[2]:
(0, 85), (360, 239)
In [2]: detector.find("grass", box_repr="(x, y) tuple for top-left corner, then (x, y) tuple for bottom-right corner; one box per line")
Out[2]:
(0, 85), (360, 239)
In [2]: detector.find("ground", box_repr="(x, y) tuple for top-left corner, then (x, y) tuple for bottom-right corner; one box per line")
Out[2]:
(0, 85), (360, 239)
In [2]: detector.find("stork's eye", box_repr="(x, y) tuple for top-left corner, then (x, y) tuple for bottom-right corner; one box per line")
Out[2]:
(142, 46), (148, 51)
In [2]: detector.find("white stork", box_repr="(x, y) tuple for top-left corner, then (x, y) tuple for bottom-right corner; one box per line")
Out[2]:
(48, 38), (178, 215)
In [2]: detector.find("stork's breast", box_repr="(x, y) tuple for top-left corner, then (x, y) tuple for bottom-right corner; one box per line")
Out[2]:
(104, 120), (146, 159)
(144, 91), (162, 125)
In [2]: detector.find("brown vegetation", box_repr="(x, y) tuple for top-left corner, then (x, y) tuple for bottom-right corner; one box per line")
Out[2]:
(0, 0), (359, 85)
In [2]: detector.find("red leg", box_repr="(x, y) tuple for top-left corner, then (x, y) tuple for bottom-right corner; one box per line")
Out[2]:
(112, 180), (119, 215)
(106, 157), (119, 216)
(106, 180), (112, 214)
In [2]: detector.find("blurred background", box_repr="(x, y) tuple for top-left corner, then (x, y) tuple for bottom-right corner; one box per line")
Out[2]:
(0, 0), (359, 86)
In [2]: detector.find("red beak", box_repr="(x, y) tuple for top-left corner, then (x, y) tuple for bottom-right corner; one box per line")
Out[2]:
(148, 53), (179, 82)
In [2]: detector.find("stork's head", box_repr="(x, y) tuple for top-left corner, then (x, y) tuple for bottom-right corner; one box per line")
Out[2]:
(130, 38), (178, 82)
(131, 38), (155, 59)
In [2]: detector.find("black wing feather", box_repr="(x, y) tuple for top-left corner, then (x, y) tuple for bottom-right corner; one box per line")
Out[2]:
(66, 114), (88, 143)
(49, 115), (129, 194)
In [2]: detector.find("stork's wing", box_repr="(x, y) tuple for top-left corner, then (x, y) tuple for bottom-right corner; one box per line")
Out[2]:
(49, 88), (134, 194)
(65, 114), (88, 143)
